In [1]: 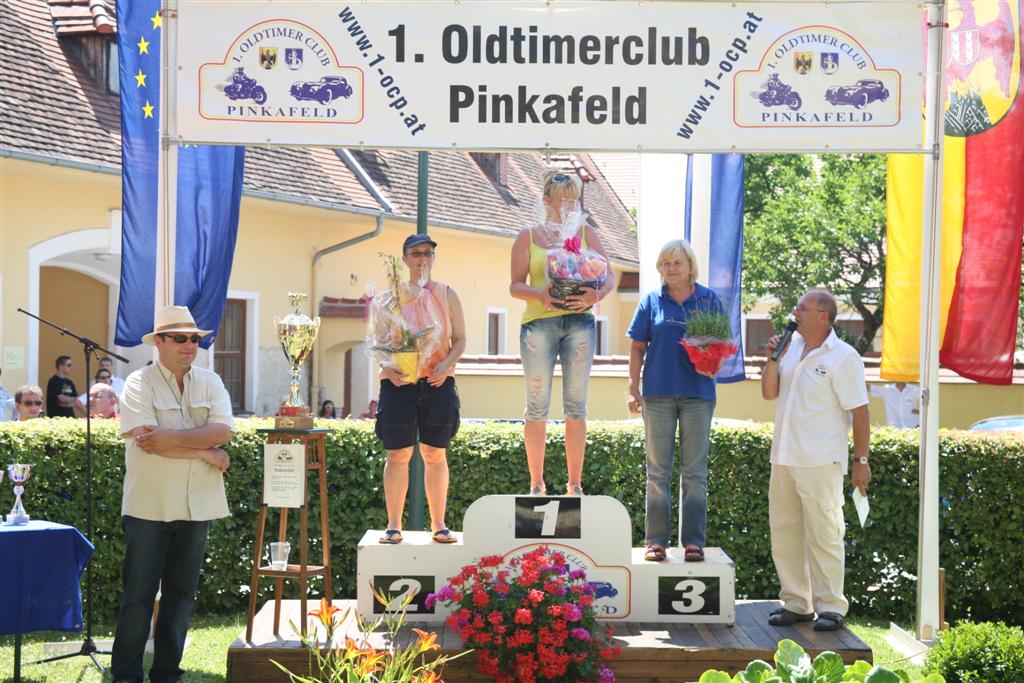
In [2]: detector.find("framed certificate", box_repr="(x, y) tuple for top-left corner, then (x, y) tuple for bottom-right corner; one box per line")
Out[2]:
(263, 443), (305, 508)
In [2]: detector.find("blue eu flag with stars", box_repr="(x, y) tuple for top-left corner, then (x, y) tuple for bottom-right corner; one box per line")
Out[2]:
(115, 0), (246, 348)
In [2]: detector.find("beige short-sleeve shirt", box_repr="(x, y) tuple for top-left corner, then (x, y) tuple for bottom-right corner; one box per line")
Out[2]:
(770, 329), (868, 473)
(120, 361), (235, 521)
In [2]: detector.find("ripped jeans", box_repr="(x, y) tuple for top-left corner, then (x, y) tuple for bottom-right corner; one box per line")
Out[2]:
(520, 313), (596, 420)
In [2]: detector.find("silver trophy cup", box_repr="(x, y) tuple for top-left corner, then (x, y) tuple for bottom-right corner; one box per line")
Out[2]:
(6, 463), (33, 525)
(274, 292), (321, 416)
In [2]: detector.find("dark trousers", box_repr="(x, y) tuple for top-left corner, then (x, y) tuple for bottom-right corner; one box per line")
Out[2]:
(110, 516), (211, 683)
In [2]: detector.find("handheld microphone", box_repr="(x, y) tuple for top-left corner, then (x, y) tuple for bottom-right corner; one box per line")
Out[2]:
(770, 321), (798, 363)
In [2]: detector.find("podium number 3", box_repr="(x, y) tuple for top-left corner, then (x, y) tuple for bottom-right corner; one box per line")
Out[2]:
(670, 579), (706, 613)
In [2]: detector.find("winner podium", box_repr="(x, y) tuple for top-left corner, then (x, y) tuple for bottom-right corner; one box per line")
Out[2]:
(358, 494), (736, 624)
(229, 493), (872, 682)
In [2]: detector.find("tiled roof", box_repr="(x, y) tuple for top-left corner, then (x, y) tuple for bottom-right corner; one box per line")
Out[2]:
(47, 0), (114, 35)
(1, 0), (638, 264)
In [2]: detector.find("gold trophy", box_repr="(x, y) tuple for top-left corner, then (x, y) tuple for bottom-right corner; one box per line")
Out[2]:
(274, 292), (320, 429)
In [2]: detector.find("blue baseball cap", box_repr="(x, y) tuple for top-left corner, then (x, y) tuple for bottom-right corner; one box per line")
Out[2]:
(403, 234), (437, 252)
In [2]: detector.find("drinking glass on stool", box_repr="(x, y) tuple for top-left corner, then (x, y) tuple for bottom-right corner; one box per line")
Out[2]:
(269, 541), (291, 570)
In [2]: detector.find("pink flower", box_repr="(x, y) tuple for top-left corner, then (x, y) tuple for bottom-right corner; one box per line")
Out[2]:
(570, 627), (591, 641)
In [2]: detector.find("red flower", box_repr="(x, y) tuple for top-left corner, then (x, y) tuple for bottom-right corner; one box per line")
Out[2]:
(679, 339), (738, 375)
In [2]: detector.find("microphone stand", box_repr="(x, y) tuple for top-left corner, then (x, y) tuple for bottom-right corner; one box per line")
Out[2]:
(18, 308), (129, 673)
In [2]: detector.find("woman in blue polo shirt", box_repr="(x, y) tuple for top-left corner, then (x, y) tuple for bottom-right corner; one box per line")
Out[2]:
(627, 239), (722, 563)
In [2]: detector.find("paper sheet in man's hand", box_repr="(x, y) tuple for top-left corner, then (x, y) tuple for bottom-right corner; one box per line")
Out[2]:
(851, 488), (870, 527)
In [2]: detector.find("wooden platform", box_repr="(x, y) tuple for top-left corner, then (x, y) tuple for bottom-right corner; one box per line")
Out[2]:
(226, 599), (871, 682)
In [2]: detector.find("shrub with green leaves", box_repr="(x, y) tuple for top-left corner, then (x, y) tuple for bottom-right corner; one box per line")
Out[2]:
(699, 639), (945, 682)
(923, 621), (1024, 683)
(0, 419), (1020, 627)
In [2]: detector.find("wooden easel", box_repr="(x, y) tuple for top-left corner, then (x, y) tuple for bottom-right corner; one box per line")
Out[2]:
(245, 428), (332, 642)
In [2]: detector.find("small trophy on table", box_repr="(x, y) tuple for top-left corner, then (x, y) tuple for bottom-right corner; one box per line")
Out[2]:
(5, 463), (33, 525)
(274, 292), (321, 429)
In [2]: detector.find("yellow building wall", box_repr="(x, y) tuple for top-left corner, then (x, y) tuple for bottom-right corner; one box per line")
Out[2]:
(455, 367), (1023, 429)
(0, 161), (121, 389)
(38, 267), (109, 393)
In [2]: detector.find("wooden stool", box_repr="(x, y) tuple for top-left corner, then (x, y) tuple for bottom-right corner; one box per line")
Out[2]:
(245, 428), (333, 642)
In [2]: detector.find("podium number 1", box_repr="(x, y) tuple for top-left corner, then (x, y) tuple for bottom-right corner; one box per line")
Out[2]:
(514, 497), (582, 539)
(534, 500), (560, 536)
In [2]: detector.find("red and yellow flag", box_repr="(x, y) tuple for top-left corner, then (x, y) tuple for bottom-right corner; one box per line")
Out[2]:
(883, 0), (1023, 385)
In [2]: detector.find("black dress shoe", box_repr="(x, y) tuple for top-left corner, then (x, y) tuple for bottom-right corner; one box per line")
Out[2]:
(814, 612), (844, 631)
(768, 608), (815, 626)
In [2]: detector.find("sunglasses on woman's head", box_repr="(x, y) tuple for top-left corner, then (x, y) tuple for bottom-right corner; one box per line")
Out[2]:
(551, 173), (570, 182)
(159, 333), (202, 344)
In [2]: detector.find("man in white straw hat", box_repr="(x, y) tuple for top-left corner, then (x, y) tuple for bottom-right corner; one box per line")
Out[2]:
(111, 305), (234, 683)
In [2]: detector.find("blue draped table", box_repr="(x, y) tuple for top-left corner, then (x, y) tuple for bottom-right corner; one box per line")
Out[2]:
(1, 520), (94, 681)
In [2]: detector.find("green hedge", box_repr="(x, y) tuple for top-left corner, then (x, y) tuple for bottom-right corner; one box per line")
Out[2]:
(0, 418), (1020, 626)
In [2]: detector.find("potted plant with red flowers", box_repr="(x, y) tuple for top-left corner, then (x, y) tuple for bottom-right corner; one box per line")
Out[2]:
(429, 546), (621, 683)
(678, 305), (738, 377)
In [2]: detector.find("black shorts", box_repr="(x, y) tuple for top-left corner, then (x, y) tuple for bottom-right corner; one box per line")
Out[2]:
(374, 377), (460, 450)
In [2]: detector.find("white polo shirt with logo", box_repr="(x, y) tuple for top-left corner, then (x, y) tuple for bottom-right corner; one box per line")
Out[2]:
(120, 361), (235, 522)
(771, 329), (868, 473)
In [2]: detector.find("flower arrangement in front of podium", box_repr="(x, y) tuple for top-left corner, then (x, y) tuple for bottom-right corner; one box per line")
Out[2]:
(272, 591), (463, 682)
(429, 546), (621, 683)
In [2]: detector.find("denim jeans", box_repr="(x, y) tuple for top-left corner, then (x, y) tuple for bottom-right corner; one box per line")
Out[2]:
(642, 396), (715, 548)
(520, 314), (596, 420)
(110, 516), (211, 683)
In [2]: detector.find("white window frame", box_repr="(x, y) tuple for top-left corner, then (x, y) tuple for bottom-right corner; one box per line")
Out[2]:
(742, 313), (771, 353)
(485, 307), (507, 355)
(594, 315), (610, 356)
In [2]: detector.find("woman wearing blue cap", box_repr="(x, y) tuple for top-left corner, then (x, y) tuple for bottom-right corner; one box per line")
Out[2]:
(376, 234), (467, 545)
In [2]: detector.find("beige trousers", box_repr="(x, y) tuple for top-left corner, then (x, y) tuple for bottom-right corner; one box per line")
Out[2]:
(768, 462), (849, 616)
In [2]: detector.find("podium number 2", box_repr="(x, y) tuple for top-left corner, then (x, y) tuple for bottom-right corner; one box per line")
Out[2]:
(657, 576), (719, 615)
(373, 575), (435, 614)
(514, 497), (582, 539)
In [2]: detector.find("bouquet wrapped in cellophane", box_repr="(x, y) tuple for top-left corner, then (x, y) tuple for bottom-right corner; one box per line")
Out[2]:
(545, 208), (608, 309)
(678, 305), (738, 376)
(365, 254), (442, 383)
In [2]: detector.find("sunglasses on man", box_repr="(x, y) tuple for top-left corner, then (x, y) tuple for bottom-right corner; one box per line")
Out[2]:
(159, 333), (202, 344)
(19, 400), (43, 406)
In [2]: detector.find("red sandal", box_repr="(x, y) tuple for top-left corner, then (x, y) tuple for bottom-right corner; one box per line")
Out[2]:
(644, 544), (667, 562)
(684, 545), (705, 562)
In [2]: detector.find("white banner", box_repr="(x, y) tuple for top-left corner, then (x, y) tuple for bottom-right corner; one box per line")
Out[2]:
(174, 1), (925, 152)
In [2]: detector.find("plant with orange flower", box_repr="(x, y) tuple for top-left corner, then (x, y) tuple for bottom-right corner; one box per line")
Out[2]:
(272, 589), (466, 682)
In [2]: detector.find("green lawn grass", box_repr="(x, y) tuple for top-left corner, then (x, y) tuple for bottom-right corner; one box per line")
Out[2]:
(1, 615), (932, 682)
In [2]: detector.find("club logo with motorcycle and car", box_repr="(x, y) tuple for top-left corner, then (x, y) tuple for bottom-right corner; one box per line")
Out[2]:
(198, 19), (364, 124)
(734, 26), (901, 128)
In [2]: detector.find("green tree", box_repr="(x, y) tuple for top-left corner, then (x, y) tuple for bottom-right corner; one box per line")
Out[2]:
(743, 154), (886, 354)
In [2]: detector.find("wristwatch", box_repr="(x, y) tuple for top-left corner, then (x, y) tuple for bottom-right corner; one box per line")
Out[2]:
(855, 456), (869, 465)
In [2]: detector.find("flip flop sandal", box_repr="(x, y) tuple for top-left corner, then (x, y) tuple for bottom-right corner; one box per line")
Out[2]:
(432, 529), (458, 544)
(684, 545), (705, 562)
(644, 544), (667, 562)
(379, 529), (403, 544)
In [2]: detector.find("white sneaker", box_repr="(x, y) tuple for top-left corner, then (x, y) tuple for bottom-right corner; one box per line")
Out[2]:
(528, 483), (546, 496)
(566, 484), (584, 496)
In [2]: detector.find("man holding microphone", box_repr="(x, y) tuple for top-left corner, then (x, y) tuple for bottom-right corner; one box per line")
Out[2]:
(761, 289), (871, 632)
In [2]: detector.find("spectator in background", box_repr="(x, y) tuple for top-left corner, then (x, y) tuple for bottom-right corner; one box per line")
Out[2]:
(868, 382), (920, 429)
(85, 383), (119, 419)
(318, 400), (339, 419)
(360, 399), (378, 420)
(0, 369), (13, 421)
(46, 355), (78, 418)
(99, 356), (126, 396)
(77, 368), (115, 411)
(14, 385), (44, 420)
